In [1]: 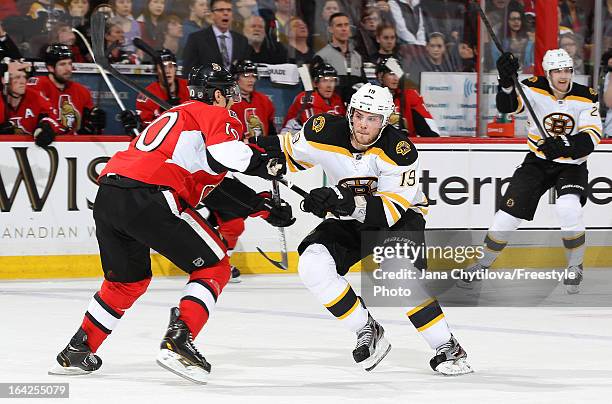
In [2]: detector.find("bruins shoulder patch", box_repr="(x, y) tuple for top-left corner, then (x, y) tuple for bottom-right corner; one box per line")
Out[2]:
(312, 115), (325, 133)
(395, 140), (411, 156)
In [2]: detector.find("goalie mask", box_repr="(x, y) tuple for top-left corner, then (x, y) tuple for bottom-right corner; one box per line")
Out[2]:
(347, 83), (395, 147)
(188, 63), (241, 105)
(542, 48), (574, 94)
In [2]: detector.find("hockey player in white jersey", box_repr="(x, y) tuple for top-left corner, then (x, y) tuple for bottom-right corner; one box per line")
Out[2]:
(461, 49), (602, 294)
(258, 83), (473, 375)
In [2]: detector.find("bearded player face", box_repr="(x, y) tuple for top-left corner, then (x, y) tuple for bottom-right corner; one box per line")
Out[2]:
(50, 59), (74, 84)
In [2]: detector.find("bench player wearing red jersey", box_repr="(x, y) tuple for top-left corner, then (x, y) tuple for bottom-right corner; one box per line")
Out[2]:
(28, 44), (106, 134)
(282, 61), (346, 133)
(375, 56), (439, 137)
(0, 60), (61, 146)
(49, 63), (294, 384)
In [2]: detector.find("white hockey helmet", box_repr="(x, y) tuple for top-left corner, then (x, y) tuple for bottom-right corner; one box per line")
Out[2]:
(542, 48), (574, 93)
(347, 83), (395, 147)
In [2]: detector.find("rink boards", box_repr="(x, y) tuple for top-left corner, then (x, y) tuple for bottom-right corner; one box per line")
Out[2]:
(1, 137), (611, 278)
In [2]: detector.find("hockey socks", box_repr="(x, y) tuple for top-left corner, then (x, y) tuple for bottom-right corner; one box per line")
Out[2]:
(406, 298), (452, 350)
(81, 278), (150, 352)
(179, 257), (231, 338)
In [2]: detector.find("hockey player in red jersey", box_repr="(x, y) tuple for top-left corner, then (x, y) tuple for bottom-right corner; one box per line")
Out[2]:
(28, 44), (106, 134)
(376, 56), (439, 137)
(49, 63), (294, 384)
(0, 61), (61, 146)
(282, 62), (346, 132)
(135, 49), (190, 127)
(230, 60), (276, 140)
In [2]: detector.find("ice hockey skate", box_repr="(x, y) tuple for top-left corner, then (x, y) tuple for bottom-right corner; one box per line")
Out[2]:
(564, 265), (583, 294)
(430, 334), (473, 376)
(352, 314), (391, 371)
(49, 328), (102, 375)
(229, 266), (242, 283)
(156, 307), (211, 384)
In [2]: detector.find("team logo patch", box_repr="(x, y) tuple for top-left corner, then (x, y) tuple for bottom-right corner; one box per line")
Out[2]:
(212, 63), (221, 71)
(395, 140), (411, 156)
(543, 113), (574, 137)
(312, 115), (325, 133)
(506, 198), (515, 208)
(528, 77), (538, 83)
(192, 257), (205, 267)
(228, 110), (238, 119)
(589, 88), (598, 96)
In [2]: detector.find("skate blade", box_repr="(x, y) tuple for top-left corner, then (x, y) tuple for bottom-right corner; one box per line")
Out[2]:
(48, 363), (93, 376)
(156, 349), (209, 384)
(228, 277), (242, 284)
(360, 337), (392, 372)
(435, 357), (474, 376)
(566, 284), (580, 294)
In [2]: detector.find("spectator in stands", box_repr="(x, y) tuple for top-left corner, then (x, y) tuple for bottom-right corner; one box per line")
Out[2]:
(111, 0), (141, 53)
(370, 23), (399, 63)
(373, 0), (393, 23)
(489, 6), (528, 72)
(137, 0), (166, 49)
(105, 21), (135, 64)
(42, 23), (87, 63)
(388, 0), (433, 47)
(27, 0), (65, 22)
(180, 0), (211, 48)
(605, 0), (612, 50)
(448, 40), (476, 72)
(63, 0), (89, 28)
(286, 17), (314, 65)
(560, 0), (588, 42)
(602, 49), (612, 136)
(0, 23), (23, 60)
(182, 0), (253, 75)
(312, 0), (341, 52)
(243, 15), (288, 65)
(559, 32), (585, 75)
(260, 0), (295, 46)
(376, 56), (439, 137)
(162, 15), (183, 60)
(355, 7), (382, 60)
(316, 12), (365, 103)
(232, 0), (259, 34)
(408, 32), (455, 88)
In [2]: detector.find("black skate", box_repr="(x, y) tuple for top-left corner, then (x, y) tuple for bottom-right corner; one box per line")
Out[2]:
(48, 328), (102, 375)
(430, 334), (473, 376)
(229, 266), (242, 283)
(352, 314), (391, 371)
(156, 307), (211, 384)
(563, 265), (583, 295)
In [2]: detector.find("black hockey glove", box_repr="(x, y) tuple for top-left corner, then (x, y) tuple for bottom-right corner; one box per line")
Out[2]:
(302, 185), (355, 218)
(33, 121), (56, 147)
(537, 135), (572, 160)
(119, 109), (141, 135)
(0, 120), (16, 134)
(250, 191), (296, 227)
(84, 107), (106, 132)
(496, 52), (520, 88)
(244, 143), (287, 180)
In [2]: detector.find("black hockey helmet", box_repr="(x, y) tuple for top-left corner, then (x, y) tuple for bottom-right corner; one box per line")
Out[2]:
(230, 59), (258, 78)
(45, 44), (73, 67)
(376, 56), (401, 75)
(310, 62), (338, 82)
(156, 48), (177, 66)
(188, 63), (241, 104)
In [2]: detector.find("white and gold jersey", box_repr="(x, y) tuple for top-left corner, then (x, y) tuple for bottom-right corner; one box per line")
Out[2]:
(278, 113), (428, 228)
(509, 76), (602, 165)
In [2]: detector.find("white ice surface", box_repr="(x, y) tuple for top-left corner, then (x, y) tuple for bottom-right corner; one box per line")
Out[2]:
(1, 274), (612, 404)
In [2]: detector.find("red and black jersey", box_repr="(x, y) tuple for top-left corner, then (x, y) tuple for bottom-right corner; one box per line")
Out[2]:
(101, 101), (255, 207)
(283, 90), (346, 126)
(136, 78), (190, 126)
(230, 90), (276, 139)
(5, 88), (61, 134)
(389, 89), (439, 137)
(28, 75), (94, 134)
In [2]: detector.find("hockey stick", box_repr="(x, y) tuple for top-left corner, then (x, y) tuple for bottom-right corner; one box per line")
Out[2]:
(269, 179), (289, 270)
(471, 0), (548, 138)
(90, 12), (172, 111)
(72, 28), (139, 137)
(295, 65), (314, 126)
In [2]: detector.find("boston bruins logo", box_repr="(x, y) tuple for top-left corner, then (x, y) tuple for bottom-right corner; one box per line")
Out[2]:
(337, 177), (378, 196)
(312, 115), (325, 133)
(543, 113), (574, 137)
(395, 140), (411, 156)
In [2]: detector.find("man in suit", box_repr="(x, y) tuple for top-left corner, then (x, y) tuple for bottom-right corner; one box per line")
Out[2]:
(182, 0), (253, 76)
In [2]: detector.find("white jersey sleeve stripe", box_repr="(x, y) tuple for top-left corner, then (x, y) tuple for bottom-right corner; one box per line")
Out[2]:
(207, 140), (253, 172)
